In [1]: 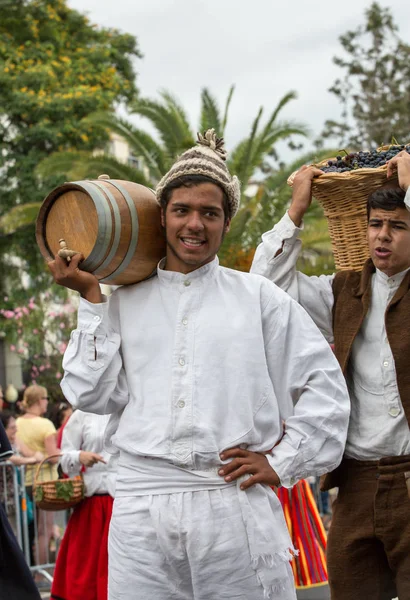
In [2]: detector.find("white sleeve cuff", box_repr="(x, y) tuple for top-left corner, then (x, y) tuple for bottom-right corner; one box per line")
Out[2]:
(280, 211), (304, 236)
(61, 450), (81, 476)
(77, 296), (108, 333)
(266, 440), (304, 488)
(258, 211), (303, 257)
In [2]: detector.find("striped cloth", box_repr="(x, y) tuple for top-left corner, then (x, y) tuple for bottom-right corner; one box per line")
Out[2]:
(277, 479), (328, 590)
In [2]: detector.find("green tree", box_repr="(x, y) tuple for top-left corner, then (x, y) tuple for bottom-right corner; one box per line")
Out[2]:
(0, 0), (141, 297)
(319, 2), (410, 150)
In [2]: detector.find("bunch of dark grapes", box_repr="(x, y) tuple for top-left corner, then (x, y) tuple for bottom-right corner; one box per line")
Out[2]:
(318, 144), (410, 173)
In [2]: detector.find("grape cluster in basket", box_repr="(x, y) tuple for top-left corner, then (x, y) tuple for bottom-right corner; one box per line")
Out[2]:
(318, 144), (410, 173)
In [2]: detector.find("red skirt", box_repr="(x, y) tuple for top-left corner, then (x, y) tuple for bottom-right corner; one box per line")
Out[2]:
(51, 495), (113, 600)
(277, 479), (328, 591)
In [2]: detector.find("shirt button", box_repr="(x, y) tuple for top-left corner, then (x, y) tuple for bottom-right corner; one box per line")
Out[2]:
(93, 315), (100, 322)
(389, 407), (400, 417)
(179, 357), (185, 366)
(183, 280), (191, 287)
(178, 400), (185, 408)
(383, 360), (389, 367)
(182, 318), (188, 325)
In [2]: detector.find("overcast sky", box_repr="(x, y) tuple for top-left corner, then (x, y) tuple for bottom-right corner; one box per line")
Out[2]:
(68, 0), (410, 161)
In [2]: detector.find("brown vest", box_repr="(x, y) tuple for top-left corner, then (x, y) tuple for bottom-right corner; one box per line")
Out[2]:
(321, 259), (410, 489)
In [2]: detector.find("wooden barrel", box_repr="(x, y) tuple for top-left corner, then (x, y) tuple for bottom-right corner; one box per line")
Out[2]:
(36, 176), (166, 285)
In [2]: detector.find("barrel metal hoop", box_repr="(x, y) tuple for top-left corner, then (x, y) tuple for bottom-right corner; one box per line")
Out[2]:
(99, 181), (139, 283)
(71, 181), (112, 272)
(91, 181), (122, 277)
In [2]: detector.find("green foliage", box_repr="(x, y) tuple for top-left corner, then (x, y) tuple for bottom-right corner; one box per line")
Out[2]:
(219, 148), (338, 274)
(55, 480), (76, 501)
(34, 486), (44, 502)
(0, 0), (141, 299)
(320, 2), (410, 149)
(130, 92), (195, 159)
(0, 203), (41, 235)
(227, 91), (309, 192)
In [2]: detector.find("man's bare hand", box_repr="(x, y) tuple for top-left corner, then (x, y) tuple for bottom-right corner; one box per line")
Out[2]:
(288, 165), (323, 227)
(218, 447), (280, 490)
(79, 451), (106, 468)
(387, 150), (410, 192)
(48, 254), (102, 303)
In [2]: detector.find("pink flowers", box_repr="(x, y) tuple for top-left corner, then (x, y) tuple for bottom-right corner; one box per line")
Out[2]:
(1, 309), (15, 319)
(1, 293), (77, 389)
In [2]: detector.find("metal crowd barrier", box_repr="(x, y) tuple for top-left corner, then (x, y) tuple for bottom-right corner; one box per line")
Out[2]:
(0, 461), (69, 587)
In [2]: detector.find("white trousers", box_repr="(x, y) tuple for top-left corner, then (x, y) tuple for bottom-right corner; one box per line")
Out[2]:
(108, 486), (296, 600)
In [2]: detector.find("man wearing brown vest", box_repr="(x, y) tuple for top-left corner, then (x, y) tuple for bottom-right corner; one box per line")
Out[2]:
(251, 150), (410, 600)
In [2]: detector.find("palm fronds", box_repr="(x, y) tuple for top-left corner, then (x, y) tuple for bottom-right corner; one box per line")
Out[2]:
(0, 203), (42, 235)
(221, 85), (235, 136)
(199, 88), (222, 134)
(84, 112), (168, 180)
(130, 92), (194, 158)
(36, 151), (150, 186)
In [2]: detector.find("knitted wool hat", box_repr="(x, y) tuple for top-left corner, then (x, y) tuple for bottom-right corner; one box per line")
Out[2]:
(156, 129), (241, 219)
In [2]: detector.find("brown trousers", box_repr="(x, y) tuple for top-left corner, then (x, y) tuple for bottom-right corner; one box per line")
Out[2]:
(327, 457), (410, 600)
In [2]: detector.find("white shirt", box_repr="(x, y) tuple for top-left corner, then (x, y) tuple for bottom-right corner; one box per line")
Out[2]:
(60, 410), (117, 497)
(251, 212), (410, 460)
(62, 257), (350, 488)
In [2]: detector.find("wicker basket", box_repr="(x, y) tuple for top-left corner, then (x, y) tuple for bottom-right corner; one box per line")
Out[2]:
(288, 147), (399, 271)
(33, 454), (85, 511)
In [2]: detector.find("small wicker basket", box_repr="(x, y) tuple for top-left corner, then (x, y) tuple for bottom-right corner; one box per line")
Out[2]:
(288, 147), (399, 271)
(33, 454), (85, 511)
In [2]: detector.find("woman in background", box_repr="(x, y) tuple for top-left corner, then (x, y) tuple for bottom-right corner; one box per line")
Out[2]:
(0, 410), (43, 534)
(16, 385), (60, 566)
(51, 410), (116, 600)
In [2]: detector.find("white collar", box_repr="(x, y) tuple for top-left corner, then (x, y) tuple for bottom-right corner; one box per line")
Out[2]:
(156, 256), (219, 287)
(375, 265), (410, 288)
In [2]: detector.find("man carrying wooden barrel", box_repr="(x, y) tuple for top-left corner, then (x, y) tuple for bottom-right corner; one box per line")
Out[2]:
(48, 130), (349, 600)
(251, 151), (410, 600)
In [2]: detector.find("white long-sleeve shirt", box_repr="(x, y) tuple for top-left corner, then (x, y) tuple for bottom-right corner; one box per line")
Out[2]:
(60, 410), (117, 497)
(61, 257), (350, 488)
(251, 212), (410, 460)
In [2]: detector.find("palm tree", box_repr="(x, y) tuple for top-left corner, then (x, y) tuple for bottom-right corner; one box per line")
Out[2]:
(36, 86), (308, 193)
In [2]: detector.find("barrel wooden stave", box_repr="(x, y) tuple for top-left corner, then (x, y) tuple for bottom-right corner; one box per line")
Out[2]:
(36, 179), (166, 286)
